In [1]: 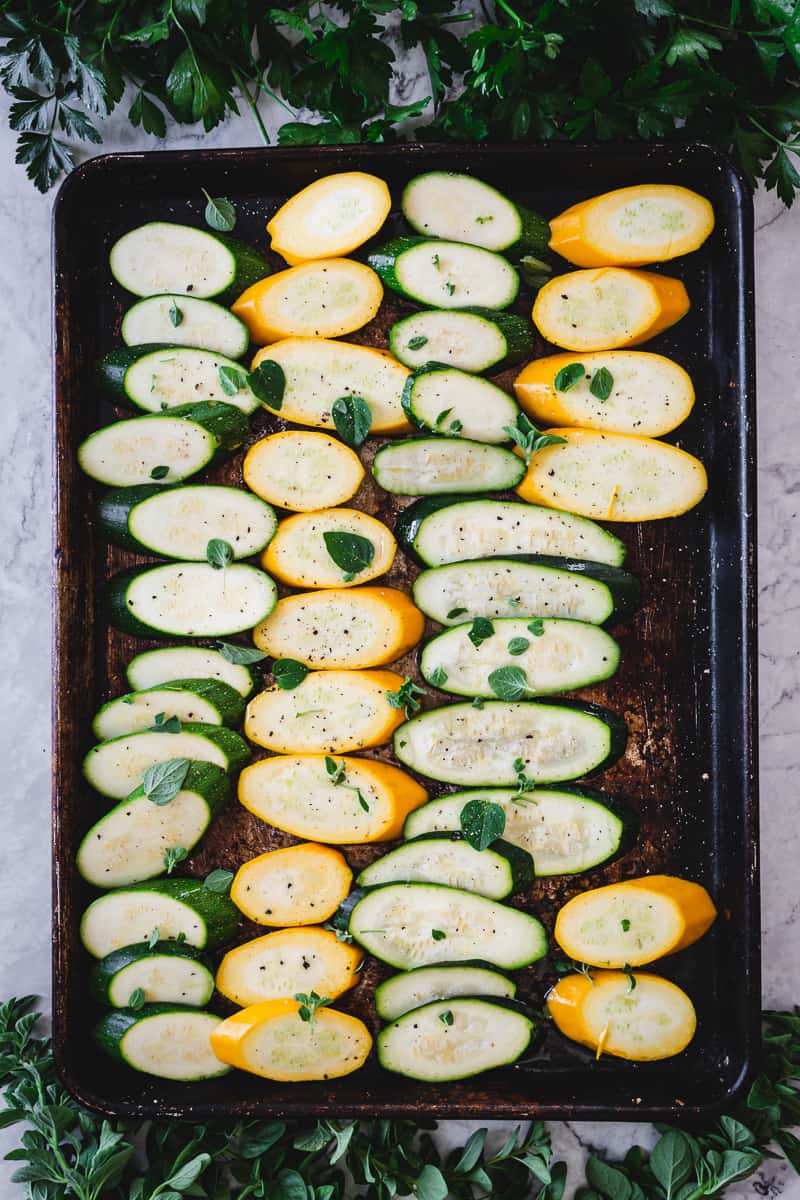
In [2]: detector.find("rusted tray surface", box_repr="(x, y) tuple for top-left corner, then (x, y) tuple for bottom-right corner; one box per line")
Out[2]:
(52, 142), (758, 1121)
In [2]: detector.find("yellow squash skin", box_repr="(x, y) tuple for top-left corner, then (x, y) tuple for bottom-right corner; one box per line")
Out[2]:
(210, 999), (373, 1081)
(244, 431), (364, 511)
(549, 184), (715, 267)
(231, 843), (352, 926)
(232, 259), (382, 343)
(548, 970), (697, 1061)
(268, 171), (391, 264)
(532, 268), (690, 351)
(262, 508), (397, 589)
(216, 927), (363, 1006)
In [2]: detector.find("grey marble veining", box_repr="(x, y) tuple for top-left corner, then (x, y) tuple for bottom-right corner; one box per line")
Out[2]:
(0, 87), (798, 1196)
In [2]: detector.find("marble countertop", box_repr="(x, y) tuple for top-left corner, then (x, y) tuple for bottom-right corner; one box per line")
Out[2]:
(0, 90), (798, 1197)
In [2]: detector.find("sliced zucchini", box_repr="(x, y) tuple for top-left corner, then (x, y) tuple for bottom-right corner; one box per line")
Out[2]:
(238, 755), (428, 843)
(373, 438), (525, 496)
(396, 496), (626, 568)
(92, 679), (245, 740)
(554, 874), (717, 967)
(368, 237), (519, 310)
(253, 586), (425, 669)
(210, 999), (372, 1081)
(97, 344), (260, 414)
(375, 963), (516, 1021)
(516, 428), (708, 521)
(91, 940), (215, 1007)
(232, 258), (382, 343)
(262, 508), (396, 589)
(216, 927), (363, 1007)
(513, 351), (695, 437)
(393, 699), (626, 786)
(404, 785), (638, 877)
(267, 171), (391, 263)
(105, 562), (277, 639)
(249, 338), (410, 434)
(231, 843), (352, 926)
(244, 669), (405, 754)
(389, 308), (534, 373)
(95, 1005), (230, 1079)
(378, 996), (534, 1081)
(402, 365), (520, 444)
(126, 645), (257, 699)
(80, 878), (241, 957)
(419, 616), (620, 698)
(548, 970), (697, 1061)
(402, 172), (550, 257)
(109, 221), (269, 298)
(122, 295), (250, 358)
(82, 724), (250, 800)
(244, 431), (364, 511)
(357, 833), (533, 899)
(412, 557), (639, 626)
(77, 401), (247, 487)
(347, 882), (547, 970)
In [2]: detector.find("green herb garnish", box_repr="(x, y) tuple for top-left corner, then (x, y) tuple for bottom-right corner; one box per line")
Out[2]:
(138, 758), (191, 806)
(163, 846), (188, 874)
(459, 797), (506, 851)
(386, 677), (427, 717)
(295, 991), (331, 1029)
(488, 665), (529, 701)
(218, 364), (248, 395)
(207, 538), (234, 570)
(590, 366), (614, 401)
(503, 413), (567, 464)
(168, 300), (183, 327)
(272, 659), (309, 690)
(431, 929), (446, 941)
(150, 464), (169, 480)
(204, 868), (234, 894)
(468, 617), (494, 649)
(215, 640), (269, 665)
(202, 189), (236, 232)
(248, 360), (285, 411)
(323, 531), (374, 581)
(332, 394), (372, 448)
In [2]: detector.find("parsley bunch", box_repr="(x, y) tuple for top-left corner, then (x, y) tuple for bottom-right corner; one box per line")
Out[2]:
(1, 2), (799, 202)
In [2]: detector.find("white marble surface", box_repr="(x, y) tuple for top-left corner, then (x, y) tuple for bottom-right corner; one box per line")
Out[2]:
(0, 85), (798, 1196)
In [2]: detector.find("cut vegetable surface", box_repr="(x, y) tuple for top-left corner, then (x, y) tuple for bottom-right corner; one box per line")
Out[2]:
(402, 365), (520, 444)
(231, 843), (352, 926)
(105, 562), (277, 638)
(77, 401), (247, 487)
(92, 679), (245, 740)
(109, 220), (269, 298)
(122, 295), (250, 358)
(375, 963), (516, 1021)
(378, 997), (534, 1081)
(91, 940), (215, 1008)
(253, 587), (425, 668)
(126, 645), (257, 699)
(412, 557), (639, 626)
(533, 268), (689, 352)
(262, 508), (396, 589)
(548, 970), (697, 1061)
(420, 617), (620, 698)
(245, 669), (406, 754)
(514, 351), (695, 437)
(389, 308), (534, 373)
(516, 428), (708, 521)
(397, 496), (626, 568)
(394, 699), (626, 786)
(216, 927), (362, 1007)
(249, 338), (410, 434)
(244, 431), (364, 511)
(404, 785), (638, 877)
(95, 1005), (229, 1080)
(97, 344), (260, 414)
(268, 171), (391, 263)
(554, 874), (717, 967)
(238, 755), (428, 843)
(548, 184), (715, 267)
(372, 438), (525, 496)
(232, 258), (382, 342)
(210, 999), (372, 1081)
(82, 725), (249, 800)
(346, 882), (547, 970)
(80, 878), (241, 957)
(369, 237), (518, 309)
(357, 833), (534, 899)
(402, 172), (550, 257)
(96, 484), (277, 559)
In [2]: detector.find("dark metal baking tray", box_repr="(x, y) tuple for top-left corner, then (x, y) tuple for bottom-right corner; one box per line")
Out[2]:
(52, 142), (758, 1122)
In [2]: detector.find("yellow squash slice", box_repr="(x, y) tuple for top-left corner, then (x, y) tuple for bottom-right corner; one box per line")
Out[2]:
(244, 431), (364, 511)
(262, 508), (396, 588)
(232, 259), (382, 343)
(268, 171), (391, 264)
(532, 267), (689, 351)
(216, 927), (363, 1007)
(231, 843), (352, 926)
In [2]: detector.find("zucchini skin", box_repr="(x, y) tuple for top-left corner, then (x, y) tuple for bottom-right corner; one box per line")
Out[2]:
(389, 308), (535, 374)
(367, 236), (431, 297)
(95, 484), (168, 553)
(372, 438), (526, 496)
(110, 878), (241, 947)
(164, 401), (249, 454)
(97, 684), (246, 734)
(93, 1003), (223, 1066)
(504, 555), (641, 623)
(508, 204), (552, 260)
(96, 344), (174, 400)
(103, 564), (272, 640)
(399, 832), (535, 894)
(85, 722), (250, 775)
(90, 940), (213, 1005)
(216, 233), (272, 296)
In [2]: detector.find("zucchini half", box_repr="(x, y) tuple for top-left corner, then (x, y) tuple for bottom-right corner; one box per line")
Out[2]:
(95, 1004), (230, 1080)
(90, 940), (215, 1007)
(356, 833), (534, 899)
(92, 678), (245, 740)
(368, 237), (519, 310)
(97, 344), (260, 415)
(372, 438), (525, 497)
(389, 308), (534, 374)
(80, 878), (242, 958)
(394, 699), (626, 787)
(82, 724), (250, 800)
(374, 963), (516, 1021)
(402, 364), (520, 444)
(105, 562), (277, 639)
(126, 645), (257, 699)
(121, 295), (250, 358)
(109, 220), (269, 299)
(401, 171), (550, 257)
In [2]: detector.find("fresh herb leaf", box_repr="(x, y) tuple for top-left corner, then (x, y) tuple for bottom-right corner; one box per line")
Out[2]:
(468, 617), (495, 649)
(528, 618), (545, 637)
(215, 640), (269, 665)
(204, 868), (234, 894)
(147, 927), (160, 949)
(139, 758), (191, 806)
(202, 189), (236, 232)
(513, 756), (537, 794)
(507, 636), (529, 655)
(272, 659), (309, 689)
(332, 394), (372, 447)
(471, 696), (485, 709)
(433, 407), (453, 431)
(622, 963), (637, 992)
(295, 990), (331, 1028)
(323, 531), (374, 580)
(431, 929), (446, 940)
(427, 665), (448, 688)
(127, 988), (146, 1011)
(554, 362), (585, 392)
(168, 300), (183, 327)
(407, 335), (428, 350)
(356, 788), (370, 813)
(460, 797), (506, 850)
(163, 846), (188, 874)
(324, 756), (346, 785)
(323, 921), (354, 943)
(218, 364), (248, 395)
(150, 464), (169, 479)
(590, 366), (614, 401)
(621, 918), (631, 931)
(444, 279), (456, 295)
(207, 538), (234, 570)
(386, 677), (427, 716)
(439, 1009), (454, 1025)
(149, 711), (182, 734)
(448, 418), (463, 435)
(446, 606), (468, 619)
(249, 360), (285, 411)
(488, 664), (529, 701)
(518, 254), (552, 289)
(504, 413), (567, 464)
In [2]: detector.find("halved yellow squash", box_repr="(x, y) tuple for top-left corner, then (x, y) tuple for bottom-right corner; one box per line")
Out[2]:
(533, 268), (689, 351)
(253, 586), (425, 668)
(210, 999), (372, 1081)
(262, 508), (396, 588)
(232, 259), (383, 343)
(231, 843), (352, 926)
(216, 927), (363, 1006)
(244, 431), (364, 511)
(549, 184), (714, 267)
(239, 755), (429, 843)
(268, 171), (392, 264)
(515, 428), (707, 521)
(244, 669), (406, 754)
